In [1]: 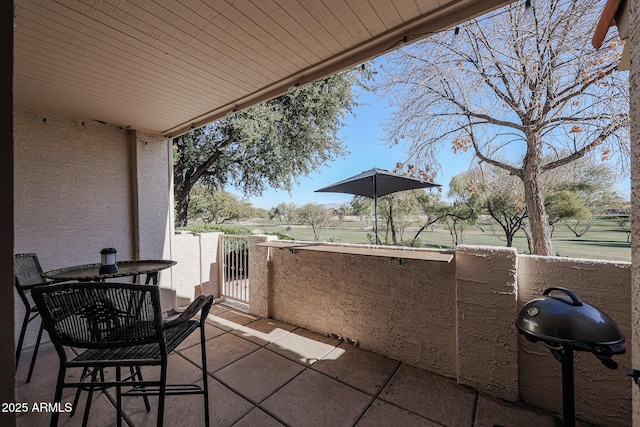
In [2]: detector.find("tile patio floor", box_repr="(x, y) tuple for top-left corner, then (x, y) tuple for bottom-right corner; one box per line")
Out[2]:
(16, 303), (595, 427)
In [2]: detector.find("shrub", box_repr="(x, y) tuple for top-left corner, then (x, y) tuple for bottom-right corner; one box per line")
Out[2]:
(178, 224), (252, 235)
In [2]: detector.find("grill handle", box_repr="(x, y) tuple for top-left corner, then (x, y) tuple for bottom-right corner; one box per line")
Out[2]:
(543, 287), (583, 306)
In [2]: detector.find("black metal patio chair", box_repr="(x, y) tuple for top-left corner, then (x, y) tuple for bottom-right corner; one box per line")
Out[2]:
(14, 253), (63, 383)
(32, 281), (213, 427)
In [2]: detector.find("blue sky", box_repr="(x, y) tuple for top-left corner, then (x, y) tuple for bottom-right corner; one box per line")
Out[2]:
(229, 62), (631, 211)
(229, 83), (477, 210)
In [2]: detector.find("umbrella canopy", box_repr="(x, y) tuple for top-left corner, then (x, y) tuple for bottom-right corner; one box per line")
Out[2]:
(315, 168), (440, 244)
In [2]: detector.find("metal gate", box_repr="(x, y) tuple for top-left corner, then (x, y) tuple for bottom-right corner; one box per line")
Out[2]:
(220, 235), (250, 303)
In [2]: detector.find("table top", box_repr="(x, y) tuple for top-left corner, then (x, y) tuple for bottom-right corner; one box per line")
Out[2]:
(42, 259), (177, 281)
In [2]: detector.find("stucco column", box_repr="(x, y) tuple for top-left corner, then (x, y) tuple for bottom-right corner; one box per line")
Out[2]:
(248, 235), (276, 318)
(131, 130), (173, 260)
(630, 0), (640, 423)
(455, 245), (519, 402)
(131, 131), (174, 308)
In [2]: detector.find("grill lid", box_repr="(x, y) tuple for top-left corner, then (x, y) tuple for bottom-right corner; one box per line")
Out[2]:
(516, 287), (625, 350)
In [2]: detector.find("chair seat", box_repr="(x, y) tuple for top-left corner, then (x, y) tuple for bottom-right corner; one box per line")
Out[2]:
(72, 320), (199, 365)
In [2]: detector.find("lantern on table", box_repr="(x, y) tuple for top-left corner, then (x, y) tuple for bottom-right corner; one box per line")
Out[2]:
(99, 248), (118, 274)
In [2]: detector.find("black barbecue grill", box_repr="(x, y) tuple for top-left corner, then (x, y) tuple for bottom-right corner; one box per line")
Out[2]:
(516, 287), (625, 427)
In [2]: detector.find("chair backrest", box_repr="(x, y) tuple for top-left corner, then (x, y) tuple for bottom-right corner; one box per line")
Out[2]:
(14, 253), (47, 289)
(32, 282), (165, 350)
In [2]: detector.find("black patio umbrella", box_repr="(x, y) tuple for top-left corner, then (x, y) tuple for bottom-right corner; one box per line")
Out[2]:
(315, 168), (440, 244)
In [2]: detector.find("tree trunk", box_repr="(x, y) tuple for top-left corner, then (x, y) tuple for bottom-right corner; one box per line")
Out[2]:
(521, 157), (555, 255)
(505, 232), (513, 248)
(174, 186), (191, 228)
(389, 203), (397, 245)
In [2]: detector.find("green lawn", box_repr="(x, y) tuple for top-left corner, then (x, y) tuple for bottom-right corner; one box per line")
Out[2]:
(243, 217), (631, 263)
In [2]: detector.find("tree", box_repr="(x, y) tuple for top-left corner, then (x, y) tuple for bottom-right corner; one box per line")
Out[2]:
(272, 203), (298, 226)
(350, 196), (372, 229)
(379, 0), (629, 255)
(173, 69), (363, 227)
(187, 186), (252, 224)
(411, 192), (448, 246)
(545, 191), (591, 237)
(296, 204), (330, 241)
(378, 189), (424, 245)
(450, 166), (529, 248)
(443, 175), (481, 248)
(545, 161), (623, 237)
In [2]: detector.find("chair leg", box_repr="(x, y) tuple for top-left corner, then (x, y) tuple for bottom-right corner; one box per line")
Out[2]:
(116, 367), (123, 427)
(15, 310), (30, 368)
(81, 368), (100, 427)
(26, 322), (44, 383)
(157, 364), (167, 427)
(132, 366), (151, 412)
(50, 365), (66, 427)
(70, 367), (89, 417)
(200, 325), (210, 427)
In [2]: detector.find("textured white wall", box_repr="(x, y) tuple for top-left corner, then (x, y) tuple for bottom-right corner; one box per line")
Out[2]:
(13, 108), (135, 350)
(13, 108), (176, 347)
(14, 108), (135, 266)
(171, 232), (222, 299)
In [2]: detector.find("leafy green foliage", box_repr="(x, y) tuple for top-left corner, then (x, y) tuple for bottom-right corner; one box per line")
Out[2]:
(188, 186), (253, 224)
(173, 69), (364, 227)
(178, 223), (252, 235)
(296, 203), (331, 241)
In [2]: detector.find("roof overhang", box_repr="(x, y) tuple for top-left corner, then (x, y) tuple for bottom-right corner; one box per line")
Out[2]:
(14, 0), (513, 138)
(592, 0), (629, 70)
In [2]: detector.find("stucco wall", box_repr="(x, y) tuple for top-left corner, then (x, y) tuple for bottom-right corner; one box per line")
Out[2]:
(455, 245), (519, 402)
(265, 245), (458, 378)
(172, 232), (222, 299)
(13, 108), (175, 349)
(518, 255), (632, 427)
(14, 108), (136, 349)
(14, 108), (135, 266)
(250, 240), (632, 426)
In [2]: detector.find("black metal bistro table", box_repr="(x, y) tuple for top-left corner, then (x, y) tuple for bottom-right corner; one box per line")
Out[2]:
(41, 259), (177, 285)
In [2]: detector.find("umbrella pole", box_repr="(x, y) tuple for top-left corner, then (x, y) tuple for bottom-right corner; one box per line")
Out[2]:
(374, 196), (379, 244)
(373, 178), (379, 244)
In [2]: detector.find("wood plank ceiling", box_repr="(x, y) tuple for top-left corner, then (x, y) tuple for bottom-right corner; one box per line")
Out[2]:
(14, 0), (512, 137)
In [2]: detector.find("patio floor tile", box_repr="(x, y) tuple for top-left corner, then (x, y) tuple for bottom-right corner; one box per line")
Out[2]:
(230, 318), (297, 345)
(261, 369), (373, 427)
(215, 348), (305, 403)
(215, 309), (260, 326)
(312, 343), (401, 395)
(356, 400), (441, 427)
(267, 327), (341, 366)
(379, 363), (477, 426)
(176, 322), (225, 350)
(181, 331), (260, 373)
(232, 408), (286, 427)
(473, 394), (556, 427)
(126, 377), (253, 427)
